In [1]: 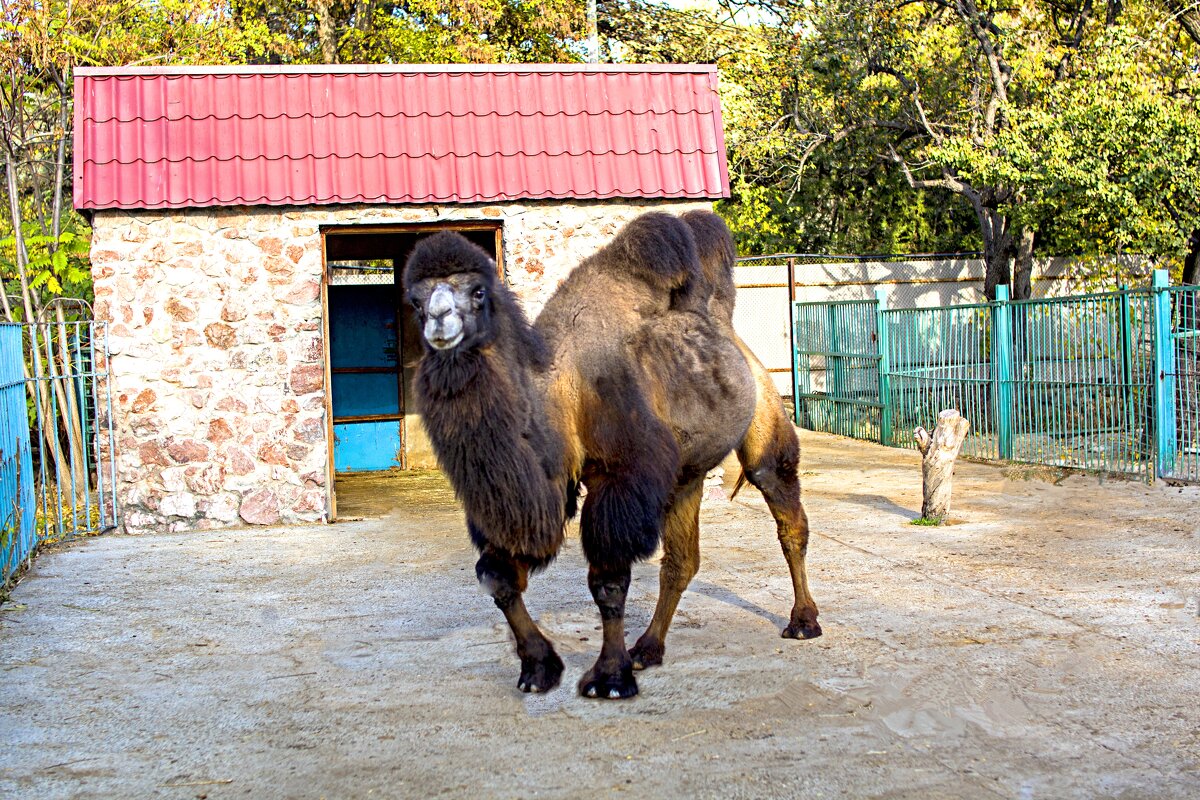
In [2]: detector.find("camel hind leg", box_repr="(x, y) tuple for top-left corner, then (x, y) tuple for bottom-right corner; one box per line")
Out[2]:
(629, 478), (703, 670)
(738, 378), (822, 640)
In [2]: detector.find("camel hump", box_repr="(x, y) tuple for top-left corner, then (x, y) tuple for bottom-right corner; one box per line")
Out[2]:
(603, 212), (702, 294)
(681, 209), (737, 323)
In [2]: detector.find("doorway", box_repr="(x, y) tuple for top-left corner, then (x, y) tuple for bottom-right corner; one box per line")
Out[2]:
(322, 224), (502, 516)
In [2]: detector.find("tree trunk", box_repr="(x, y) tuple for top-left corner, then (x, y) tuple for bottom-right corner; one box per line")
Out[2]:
(312, 0), (339, 64)
(913, 409), (970, 523)
(981, 208), (1014, 300)
(1012, 227), (1035, 299)
(1184, 228), (1200, 286)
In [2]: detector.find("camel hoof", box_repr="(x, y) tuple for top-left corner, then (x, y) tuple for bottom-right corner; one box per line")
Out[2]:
(578, 664), (638, 700)
(518, 650), (564, 694)
(781, 612), (823, 640)
(629, 639), (664, 671)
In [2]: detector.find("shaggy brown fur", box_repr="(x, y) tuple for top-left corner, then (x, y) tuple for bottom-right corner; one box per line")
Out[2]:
(404, 212), (820, 700)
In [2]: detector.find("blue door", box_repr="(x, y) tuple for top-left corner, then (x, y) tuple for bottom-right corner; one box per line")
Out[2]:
(329, 283), (403, 471)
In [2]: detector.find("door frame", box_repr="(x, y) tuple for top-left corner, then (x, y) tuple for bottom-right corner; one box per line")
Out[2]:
(319, 221), (505, 521)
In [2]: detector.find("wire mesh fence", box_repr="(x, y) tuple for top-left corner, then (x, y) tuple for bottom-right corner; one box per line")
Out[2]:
(1, 320), (117, 588)
(790, 273), (1200, 482)
(885, 302), (998, 461)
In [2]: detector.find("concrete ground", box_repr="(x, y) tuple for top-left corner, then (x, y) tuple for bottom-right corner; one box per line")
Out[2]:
(2, 430), (1198, 799)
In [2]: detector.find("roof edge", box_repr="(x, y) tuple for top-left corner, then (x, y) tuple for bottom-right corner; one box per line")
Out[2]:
(78, 190), (729, 213)
(75, 63), (719, 77)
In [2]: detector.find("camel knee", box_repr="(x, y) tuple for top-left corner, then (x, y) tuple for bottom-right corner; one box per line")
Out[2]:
(588, 565), (631, 620)
(778, 527), (810, 558)
(476, 552), (523, 609)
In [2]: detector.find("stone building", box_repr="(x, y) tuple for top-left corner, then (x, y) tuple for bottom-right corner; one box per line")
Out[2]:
(75, 65), (730, 532)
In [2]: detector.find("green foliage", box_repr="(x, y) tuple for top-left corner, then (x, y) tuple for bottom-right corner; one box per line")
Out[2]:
(602, 1), (982, 256)
(994, 24), (1200, 266)
(226, 0), (585, 64)
(691, 0), (1200, 286)
(0, 0), (587, 312)
(5, 0), (1198, 297)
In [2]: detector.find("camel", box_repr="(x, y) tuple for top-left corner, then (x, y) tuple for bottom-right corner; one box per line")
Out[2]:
(403, 211), (820, 700)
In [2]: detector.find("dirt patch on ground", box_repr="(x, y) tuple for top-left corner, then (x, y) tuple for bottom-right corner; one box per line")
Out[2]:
(2, 430), (1198, 798)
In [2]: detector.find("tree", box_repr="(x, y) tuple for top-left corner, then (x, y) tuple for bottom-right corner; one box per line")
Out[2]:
(228, 0), (585, 65)
(600, 0), (979, 255)
(716, 0), (1200, 292)
(984, 19), (1200, 287)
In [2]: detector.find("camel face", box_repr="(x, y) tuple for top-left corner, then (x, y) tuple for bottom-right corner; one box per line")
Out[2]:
(407, 273), (490, 353)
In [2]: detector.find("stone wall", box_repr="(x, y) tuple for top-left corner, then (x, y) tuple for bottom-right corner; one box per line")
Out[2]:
(91, 198), (710, 533)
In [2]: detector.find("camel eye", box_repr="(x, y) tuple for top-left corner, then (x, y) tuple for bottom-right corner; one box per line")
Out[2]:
(472, 286), (486, 302)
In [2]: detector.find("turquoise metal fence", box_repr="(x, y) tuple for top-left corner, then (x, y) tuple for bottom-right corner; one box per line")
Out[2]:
(882, 297), (998, 460)
(791, 270), (1198, 482)
(0, 326), (36, 584)
(1, 321), (116, 587)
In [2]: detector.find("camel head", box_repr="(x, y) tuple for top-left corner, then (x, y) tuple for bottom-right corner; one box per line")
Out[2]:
(403, 232), (501, 353)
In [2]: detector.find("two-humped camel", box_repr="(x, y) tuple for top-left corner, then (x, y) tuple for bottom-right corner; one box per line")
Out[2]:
(403, 211), (819, 699)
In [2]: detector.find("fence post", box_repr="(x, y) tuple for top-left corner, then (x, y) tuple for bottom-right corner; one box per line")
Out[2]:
(788, 259), (799, 426)
(993, 285), (1014, 459)
(791, 300), (802, 426)
(874, 287), (892, 446)
(1152, 269), (1176, 477)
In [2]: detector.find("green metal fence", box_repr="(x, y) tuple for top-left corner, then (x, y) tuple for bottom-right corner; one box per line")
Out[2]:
(791, 270), (1200, 482)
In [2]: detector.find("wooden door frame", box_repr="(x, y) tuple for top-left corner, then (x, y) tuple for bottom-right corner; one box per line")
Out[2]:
(320, 221), (505, 521)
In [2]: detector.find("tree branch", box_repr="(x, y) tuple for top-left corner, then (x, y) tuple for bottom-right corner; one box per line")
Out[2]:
(868, 63), (943, 143)
(1166, 0), (1200, 45)
(952, 0), (1010, 132)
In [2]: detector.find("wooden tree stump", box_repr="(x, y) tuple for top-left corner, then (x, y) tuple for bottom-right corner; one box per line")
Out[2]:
(913, 409), (970, 524)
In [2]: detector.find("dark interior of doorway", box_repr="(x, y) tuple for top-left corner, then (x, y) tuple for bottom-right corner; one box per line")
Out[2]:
(324, 226), (499, 518)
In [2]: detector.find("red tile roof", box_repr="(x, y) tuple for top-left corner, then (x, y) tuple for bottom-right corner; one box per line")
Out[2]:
(73, 65), (730, 211)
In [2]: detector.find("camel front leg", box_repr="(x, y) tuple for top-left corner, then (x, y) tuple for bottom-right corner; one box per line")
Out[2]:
(475, 547), (564, 693)
(579, 562), (637, 699)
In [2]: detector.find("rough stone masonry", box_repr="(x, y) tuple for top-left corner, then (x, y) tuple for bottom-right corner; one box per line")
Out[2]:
(89, 199), (709, 533)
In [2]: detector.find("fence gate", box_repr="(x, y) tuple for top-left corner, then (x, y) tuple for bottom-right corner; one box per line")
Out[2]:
(1163, 284), (1200, 482)
(1, 320), (117, 586)
(792, 299), (883, 441)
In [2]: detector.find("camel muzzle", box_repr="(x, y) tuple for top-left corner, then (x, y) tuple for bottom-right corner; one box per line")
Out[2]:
(424, 284), (464, 350)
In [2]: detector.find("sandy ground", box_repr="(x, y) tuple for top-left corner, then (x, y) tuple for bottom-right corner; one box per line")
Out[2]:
(1, 430), (1199, 800)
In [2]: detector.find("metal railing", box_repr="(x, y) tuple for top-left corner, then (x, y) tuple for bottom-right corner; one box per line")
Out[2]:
(791, 270), (1200, 482)
(1, 320), (117, 587)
